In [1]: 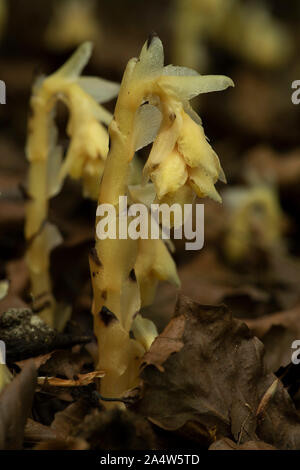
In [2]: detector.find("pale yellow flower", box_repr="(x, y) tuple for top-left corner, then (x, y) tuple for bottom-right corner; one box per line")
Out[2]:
(127, 35), (233, 204)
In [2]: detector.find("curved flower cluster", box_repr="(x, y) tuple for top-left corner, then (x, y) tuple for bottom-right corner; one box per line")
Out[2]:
(127, 35), (234, 205)
(25, 43), (119, 326)
(27, 42), (119, 200)
(146, 108), (226, 203)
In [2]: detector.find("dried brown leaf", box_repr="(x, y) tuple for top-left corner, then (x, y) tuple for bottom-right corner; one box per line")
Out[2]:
(24, 418), (57, 444)
(135, 295), (300, 449)
(0, 360), (37, 449)
(38, 347), (93, 380)
(246, 303), (300, 372)
(75, 408), (156, 450)
(51, 400), (92, 439)
(34, 437), (89, 450)
(209, 437), (276, 450)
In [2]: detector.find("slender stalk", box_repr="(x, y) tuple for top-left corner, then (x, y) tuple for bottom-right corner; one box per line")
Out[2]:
(25, 91), (58, 326)
(25, 43), (118, 328)
(91, 59), (144, 403)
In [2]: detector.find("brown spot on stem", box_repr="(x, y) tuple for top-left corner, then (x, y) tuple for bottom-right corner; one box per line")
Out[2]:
(31, 290), (54, 313)
(169, 113), (176, 122)
(99, 306), (118, 326)
(151, 163), (160, 172)
(101, 290), (107, 300)
(32, 299), (53, 314)
(32, 291), (50, 302)
(129, 269), (137, 282)
(90, 247), (102, 267)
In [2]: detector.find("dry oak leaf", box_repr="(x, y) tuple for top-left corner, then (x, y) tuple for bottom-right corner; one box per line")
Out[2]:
(27, 401), (92, 449)
(209, 437), (276, 450)
(0, 360), (37, 449)
(246, 303), (300, 373)
(135, 295), (300, 449)
(51, 400), (92, 440)
(75, 408), (156, 450)
(34, 437), (88, 450)
(25, 418), (58, 444)
(51, 400), (156, 450)
(38, 347), (94, 380)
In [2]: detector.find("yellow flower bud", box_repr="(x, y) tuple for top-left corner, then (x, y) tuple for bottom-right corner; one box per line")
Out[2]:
(135, 237), (180, 307)
(150, 147), (188, 199)
(178, 111), (223, 179)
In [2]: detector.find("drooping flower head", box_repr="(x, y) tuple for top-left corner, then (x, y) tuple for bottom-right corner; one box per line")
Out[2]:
(124, 34), (234, 205)
(25, 43), (119, 327)
(27, 42), (120, 200)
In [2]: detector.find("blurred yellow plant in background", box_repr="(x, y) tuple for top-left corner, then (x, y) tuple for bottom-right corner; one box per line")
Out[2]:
(25, 43), (119, 327)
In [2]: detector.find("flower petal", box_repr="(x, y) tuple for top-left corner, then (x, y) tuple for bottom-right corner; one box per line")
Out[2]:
(44, 222), (63, 253)
(135, 237), (180, 306)
(152, 238), (180, 286)
(54, 41), (93, 79)
(128, 183), (156, 207)
(143, 115), (182, 179)
(133, 34), (164, 79)
(59, 119), (108, 182)
(158, 74), (234, 101)
(131, 314), (158, 351)
(177, 112), (221, 180)
(82, 158), (105, 200)
(47, 145), (63, 198)
(158, 185), (195, 214)
(133, 104), (162, 151)
(93, 104), (114, 126)
(188, 166), (222, 203)
(162, 64), (199, 76)
(183, 100), (202, 125)
(151, 148), (188, 199)
(77, 76), (120, 103)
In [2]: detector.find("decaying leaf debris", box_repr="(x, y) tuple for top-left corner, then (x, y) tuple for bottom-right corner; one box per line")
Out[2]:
(134, 296), (300, 450)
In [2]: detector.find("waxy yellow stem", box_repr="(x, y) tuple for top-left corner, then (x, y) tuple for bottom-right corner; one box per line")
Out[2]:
(25, 43), (117, 328)
(92, 60), (144, 404)
(91, 35), (233, 404)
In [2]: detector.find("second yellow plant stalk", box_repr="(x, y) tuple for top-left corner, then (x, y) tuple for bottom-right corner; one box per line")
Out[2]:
(25, 43), (119, 328)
